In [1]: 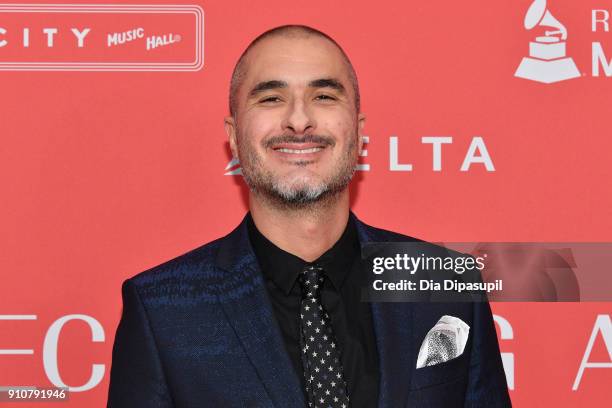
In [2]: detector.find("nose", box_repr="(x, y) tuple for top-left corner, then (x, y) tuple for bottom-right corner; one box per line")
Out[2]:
(281, 99), (316, 135)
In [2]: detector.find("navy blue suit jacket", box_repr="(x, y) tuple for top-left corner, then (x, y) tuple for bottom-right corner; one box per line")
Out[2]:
(107, 212), (511, 407)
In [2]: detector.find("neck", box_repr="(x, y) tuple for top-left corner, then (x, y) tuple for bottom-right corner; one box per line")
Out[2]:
(249, 190), (350, 262)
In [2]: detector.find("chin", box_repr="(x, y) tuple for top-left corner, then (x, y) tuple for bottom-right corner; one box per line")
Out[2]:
(277, 174), (325, 191)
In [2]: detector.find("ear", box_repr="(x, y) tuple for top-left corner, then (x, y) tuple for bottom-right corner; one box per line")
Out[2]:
(357, 112), (366, 155)
(224, 115), (238, 158)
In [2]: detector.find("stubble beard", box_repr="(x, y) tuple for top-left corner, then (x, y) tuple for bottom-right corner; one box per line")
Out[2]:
(237, 129), (358, 211)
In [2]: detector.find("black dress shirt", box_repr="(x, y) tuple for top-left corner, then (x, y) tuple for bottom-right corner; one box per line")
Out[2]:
(246, 213), (379, 407)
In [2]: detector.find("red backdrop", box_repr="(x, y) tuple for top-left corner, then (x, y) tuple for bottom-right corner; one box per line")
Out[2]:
(1, 0), (611, 406)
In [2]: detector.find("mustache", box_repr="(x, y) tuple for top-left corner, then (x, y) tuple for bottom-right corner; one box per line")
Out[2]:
(263, 134), (335, 148)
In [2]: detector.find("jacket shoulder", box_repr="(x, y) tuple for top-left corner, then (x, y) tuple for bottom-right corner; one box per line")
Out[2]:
(356, 217), (425, 244)
(125, 234), (227, 299)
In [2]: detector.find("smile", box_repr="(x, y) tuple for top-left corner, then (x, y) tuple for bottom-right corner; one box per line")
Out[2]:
(275, 147), (324, 154)
(270, 141), (329, 159)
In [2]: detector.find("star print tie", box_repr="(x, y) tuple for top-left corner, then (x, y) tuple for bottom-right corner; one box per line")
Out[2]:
(298, 265), (350, 408)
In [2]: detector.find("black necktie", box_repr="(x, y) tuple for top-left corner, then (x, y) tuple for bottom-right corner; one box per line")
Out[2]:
(298, 265), (350, 408)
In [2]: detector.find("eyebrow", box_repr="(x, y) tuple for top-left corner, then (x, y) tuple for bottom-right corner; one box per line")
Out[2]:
(247, 78), (346, 98)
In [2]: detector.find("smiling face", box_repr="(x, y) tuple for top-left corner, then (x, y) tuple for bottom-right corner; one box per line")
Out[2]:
(225, 33), (365, 208)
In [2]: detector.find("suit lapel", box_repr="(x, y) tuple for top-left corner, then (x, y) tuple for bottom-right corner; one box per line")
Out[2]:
(215, 215), (304, 408)
(354, 213), (415, 408)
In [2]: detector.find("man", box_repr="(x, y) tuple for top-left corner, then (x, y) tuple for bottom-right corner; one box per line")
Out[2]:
(107, 25), (511, 407)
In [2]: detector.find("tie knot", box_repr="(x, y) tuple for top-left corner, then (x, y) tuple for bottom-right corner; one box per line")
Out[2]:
(298, 265), (325, 297)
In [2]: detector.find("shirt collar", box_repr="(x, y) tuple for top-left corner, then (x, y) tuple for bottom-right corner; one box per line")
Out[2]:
(246, 212), (359, 295)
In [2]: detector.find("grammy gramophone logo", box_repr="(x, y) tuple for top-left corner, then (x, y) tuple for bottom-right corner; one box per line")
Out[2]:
(515, 0), (580, 84)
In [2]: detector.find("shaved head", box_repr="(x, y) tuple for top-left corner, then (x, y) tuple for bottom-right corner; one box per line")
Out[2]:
(229, 25), (360, 118)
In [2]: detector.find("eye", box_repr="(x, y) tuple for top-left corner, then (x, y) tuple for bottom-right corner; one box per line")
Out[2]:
(259, 96), (281, 103)
(315, 94), (336, 101)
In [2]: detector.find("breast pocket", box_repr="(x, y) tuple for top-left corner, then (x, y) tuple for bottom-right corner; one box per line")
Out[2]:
(410, 349), (469, 390)
(405, 351), (470, 407)
(406, 376), (468, 408)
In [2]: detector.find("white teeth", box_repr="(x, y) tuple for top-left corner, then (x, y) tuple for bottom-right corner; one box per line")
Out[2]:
(276, 147), (323, 154)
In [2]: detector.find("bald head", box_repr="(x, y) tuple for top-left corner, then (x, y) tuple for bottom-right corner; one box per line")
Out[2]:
(228, 25), (360, 118)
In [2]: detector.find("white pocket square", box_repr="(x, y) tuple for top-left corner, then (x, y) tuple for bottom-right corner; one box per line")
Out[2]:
(416, 315), (470, 369)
